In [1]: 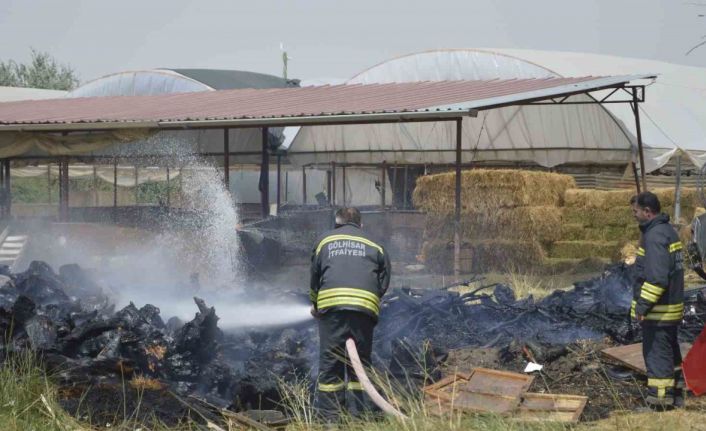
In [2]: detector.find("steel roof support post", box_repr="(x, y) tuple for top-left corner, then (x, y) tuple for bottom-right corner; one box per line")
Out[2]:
(3, 160), (10, 220)
(331, 161), (336, 207)
(134, 166), (139, 205)
(674, 151), (682, 223)
(276, 153), (282, 213)
(631, 161), (641, 194)
(92, 165), (98, 206)
(166, 165), (171, 209)
(342, 165), (347, 206)
(47, 164), (51, 205)
(632, 87), (648, 191)
(259, 127), (270, 218)
(0, 161), (5, 220)
(302, 166), (307, 205)
(223, 128), (230, 193)
(392, 163), (398, 210)
(403, 165), (409, 210)
(58, 158), (67, 222)
(381, 162), (387, 210)
(113, 158), (117, 223)
(454, 118), (463, 280)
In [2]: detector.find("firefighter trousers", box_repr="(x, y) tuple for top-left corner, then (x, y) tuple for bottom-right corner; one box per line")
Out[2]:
(642, 324), (684, 407)
(317, 310), (376, 422)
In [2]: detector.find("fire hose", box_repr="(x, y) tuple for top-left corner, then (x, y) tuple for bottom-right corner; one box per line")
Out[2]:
(344, 338), (407, 419)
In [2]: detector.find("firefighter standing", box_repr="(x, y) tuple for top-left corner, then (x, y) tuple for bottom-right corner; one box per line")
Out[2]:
(630, 192), (685, 409)
(309, 207), (391, 422)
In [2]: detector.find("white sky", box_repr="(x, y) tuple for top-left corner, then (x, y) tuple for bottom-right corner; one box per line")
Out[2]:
(1, 0), (705, 84)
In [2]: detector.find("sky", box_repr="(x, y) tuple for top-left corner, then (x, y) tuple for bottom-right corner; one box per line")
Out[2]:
(1, 0), (705, 84)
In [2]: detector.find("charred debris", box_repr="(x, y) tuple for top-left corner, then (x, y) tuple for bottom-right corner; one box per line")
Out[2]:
(0, 260), (705, 424)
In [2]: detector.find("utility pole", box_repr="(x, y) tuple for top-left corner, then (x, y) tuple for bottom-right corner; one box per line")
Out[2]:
(280, 43), (292, 80)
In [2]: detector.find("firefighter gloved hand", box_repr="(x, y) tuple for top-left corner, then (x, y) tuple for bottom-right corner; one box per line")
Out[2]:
(310, 306), (321, 319)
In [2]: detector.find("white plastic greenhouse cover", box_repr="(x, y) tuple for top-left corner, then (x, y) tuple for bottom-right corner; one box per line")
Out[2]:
(488, 49), (706, 170)
(0, 86), (66, 102)
(285, 49), (681, 171)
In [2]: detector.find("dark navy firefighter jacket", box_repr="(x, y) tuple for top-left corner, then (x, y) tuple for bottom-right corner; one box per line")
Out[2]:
(631, 213), (685, 326)
(310, 223), (391, 321)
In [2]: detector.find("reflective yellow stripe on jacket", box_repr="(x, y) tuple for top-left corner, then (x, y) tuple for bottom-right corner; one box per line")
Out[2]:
(631, 299), (683, 322)
(638, 242), (681, 256)
(317, 287), (380, 315)
(640, 282), (666, 303)
(315, 234), (384, 256)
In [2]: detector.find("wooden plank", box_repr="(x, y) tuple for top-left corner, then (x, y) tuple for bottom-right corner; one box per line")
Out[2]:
(601, 342), (692, 374)
(423, 368), (533, 414)
(515, 393), (588, 423)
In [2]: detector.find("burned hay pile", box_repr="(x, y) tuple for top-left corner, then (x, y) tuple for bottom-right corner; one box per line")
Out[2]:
(1, 258), (704, 423)
(413, 169), (576, 273)
(0, 261), (316, 426)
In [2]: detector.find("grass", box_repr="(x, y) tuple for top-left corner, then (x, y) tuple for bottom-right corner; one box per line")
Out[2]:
(2, 345), (706, 431)
(276, 349), (706, 431)
(447, 267), (581, 300)
(0, 350), (210, 431)
(277, 368), (572, 431)
(0, 350), (88, 431)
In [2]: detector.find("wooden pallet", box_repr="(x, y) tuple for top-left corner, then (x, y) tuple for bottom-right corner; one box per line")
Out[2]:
(515, 393), (587, 423)
(601, 342), (692, 374)
(423, 368), (533, 415)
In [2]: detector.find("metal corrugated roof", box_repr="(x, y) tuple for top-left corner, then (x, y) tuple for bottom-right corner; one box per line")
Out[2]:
(0, 75), (652, 131)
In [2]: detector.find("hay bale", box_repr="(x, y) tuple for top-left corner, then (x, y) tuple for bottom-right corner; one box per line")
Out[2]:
(470, 239), (546, 272)
(563, 189), (633, 209)
(419, 238), (545, 274)
(562, 207), (634, 227)
(564, 187), (698, 212)
(413, 169), (576, 215)
(652, 187), (698, 209)
(559, 223), (640, 241)
(549, 240), (621, 260)
(563, 206), (675, 227)
(423, 206), (562, 243)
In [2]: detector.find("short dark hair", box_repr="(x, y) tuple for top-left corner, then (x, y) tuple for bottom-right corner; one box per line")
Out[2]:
(629, 195), (638, 205)
(635, 191), (661, 214)
(335, 207), (362, 226)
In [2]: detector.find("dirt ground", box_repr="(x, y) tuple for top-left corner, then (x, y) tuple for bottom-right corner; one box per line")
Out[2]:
(443, 339), (661, 421)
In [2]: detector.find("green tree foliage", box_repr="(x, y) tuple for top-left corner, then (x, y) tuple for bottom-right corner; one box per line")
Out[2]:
(0, 48), (79, 90)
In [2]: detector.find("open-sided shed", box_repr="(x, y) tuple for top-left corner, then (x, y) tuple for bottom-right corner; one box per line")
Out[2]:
(0, 74), (653, 274)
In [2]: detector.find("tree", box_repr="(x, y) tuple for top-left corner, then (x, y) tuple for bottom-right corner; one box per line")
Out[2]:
(0, 49), (79, 90)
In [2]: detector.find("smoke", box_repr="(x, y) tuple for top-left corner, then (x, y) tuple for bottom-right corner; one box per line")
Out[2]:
(15, 131), (311, 329)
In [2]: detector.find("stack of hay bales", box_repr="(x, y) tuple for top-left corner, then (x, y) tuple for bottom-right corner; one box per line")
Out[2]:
(555, 187), (699, 261)
(414, 168), (703, 274)
(413, 169), (575, 273)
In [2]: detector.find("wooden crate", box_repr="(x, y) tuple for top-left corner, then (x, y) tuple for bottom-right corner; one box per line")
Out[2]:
(423, 368), (534, 414)
(515, 393), (587, 423)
